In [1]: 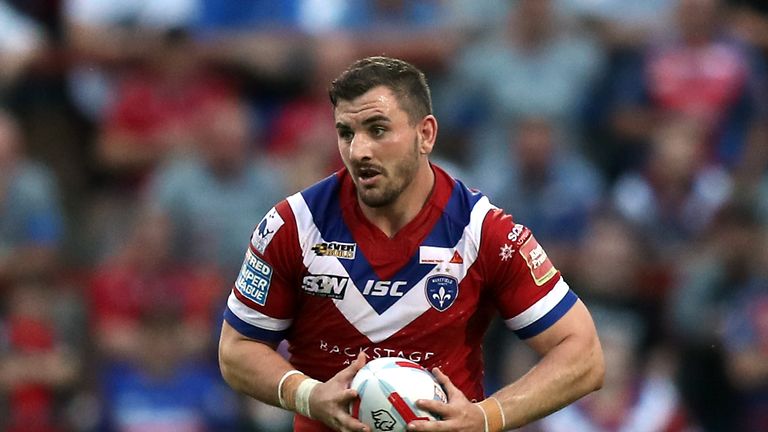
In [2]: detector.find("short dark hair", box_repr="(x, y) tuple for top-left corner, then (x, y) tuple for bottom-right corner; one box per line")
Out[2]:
(329, 56), (432, 124)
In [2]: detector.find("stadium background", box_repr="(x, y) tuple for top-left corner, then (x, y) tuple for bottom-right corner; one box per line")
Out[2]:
(1, 0), (767, 430)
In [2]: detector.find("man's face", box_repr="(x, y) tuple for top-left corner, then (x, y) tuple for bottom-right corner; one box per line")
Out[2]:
(334, 86), (423, 208)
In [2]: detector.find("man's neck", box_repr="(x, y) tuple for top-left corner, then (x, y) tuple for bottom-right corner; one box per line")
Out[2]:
(359, 163), (435, 238)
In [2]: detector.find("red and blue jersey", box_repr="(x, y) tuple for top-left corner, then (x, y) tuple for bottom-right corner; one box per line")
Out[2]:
(224, 164), (577, 402)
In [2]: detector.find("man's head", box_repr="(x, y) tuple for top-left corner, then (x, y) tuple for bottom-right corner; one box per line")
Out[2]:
(329, 56), (432, 126)
(329, 57), (437, 210)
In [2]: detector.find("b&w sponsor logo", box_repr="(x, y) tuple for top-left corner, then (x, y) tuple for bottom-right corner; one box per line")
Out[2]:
(362, 280), (407, 297)
(302, 274), (349, 299)
(318, 340), (435, 364)
(507, 224), (526, 243)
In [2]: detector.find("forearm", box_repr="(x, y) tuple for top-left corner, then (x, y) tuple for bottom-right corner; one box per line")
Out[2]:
(218, 320), (298, 407)
(483, 300), (604, 430)
(492, 332), (603, 428)
(219, 321), (369, 430)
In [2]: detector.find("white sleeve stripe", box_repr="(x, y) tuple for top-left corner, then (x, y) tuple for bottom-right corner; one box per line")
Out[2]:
(227, 293), (292, 331)
(504, 278), (569, 331)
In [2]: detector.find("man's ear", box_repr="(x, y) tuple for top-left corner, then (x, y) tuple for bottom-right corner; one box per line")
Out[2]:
(419, 115), (438, 155)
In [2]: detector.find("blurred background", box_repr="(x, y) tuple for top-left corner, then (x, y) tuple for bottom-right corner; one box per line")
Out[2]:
(0, 0), (767, 430)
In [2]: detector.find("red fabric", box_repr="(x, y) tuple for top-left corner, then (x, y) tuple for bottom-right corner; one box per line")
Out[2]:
(105, 70), (234, 144)
(6, 317), (59, 432)
(89, 263), (221, 329)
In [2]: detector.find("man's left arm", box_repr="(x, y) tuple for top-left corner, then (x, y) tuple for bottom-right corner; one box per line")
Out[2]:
(484, 298), (603, 429)
(410, 299), (603, 432)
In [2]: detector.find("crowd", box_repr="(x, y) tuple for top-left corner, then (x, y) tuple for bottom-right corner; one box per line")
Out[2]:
(1, 0), (767, 431)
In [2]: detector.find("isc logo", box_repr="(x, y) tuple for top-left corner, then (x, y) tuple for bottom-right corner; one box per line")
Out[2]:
(302, 275), (349, 299)
(362, 280), (407, 297)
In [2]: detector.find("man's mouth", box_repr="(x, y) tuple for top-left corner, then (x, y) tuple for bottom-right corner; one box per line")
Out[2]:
(356, 166), (382, 186)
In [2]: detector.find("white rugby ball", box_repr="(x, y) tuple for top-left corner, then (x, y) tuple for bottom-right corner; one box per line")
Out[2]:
(350, 357), (447, 432)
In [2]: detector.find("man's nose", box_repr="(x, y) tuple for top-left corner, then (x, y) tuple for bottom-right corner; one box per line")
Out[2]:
(348, 134), (373, 161)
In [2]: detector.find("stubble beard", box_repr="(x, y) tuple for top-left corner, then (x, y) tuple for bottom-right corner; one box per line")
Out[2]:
(355, 137), (421, 209)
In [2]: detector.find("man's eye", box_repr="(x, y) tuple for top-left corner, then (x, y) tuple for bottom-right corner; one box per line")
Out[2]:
(371, 126), (386, 137)
(339, 130), (354, 141)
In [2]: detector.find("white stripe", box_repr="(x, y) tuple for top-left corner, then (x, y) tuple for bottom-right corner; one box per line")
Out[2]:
(287, 192), (495, 343)
(227, 293), (292, 331)
(504, 278), (569, 331)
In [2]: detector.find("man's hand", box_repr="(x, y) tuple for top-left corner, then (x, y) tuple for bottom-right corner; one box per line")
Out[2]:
(407, 368), (486, 431)
(309, 352), (371, 432)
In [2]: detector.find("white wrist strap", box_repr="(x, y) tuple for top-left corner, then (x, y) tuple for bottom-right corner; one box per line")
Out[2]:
(476, 397), (505, 432)
(295, 378), (321, 418)
(478, 403), (490, 432)
(277, 370), (304, 409)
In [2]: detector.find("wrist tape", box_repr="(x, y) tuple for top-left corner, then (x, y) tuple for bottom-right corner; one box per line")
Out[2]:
(277, 370), (304, 409)
(294, 377), (321, 418)
(476, 397), (506, 432)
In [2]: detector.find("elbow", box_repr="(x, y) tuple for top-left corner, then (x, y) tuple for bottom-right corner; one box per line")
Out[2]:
(585, 334), (605, 393)
(217, 336), (239, 391)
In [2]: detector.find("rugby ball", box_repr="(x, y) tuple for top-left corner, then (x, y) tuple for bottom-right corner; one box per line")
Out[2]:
(350, 357), (447, 432)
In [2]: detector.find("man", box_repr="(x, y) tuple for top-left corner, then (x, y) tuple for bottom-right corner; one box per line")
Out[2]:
(219, 56), (604, 432)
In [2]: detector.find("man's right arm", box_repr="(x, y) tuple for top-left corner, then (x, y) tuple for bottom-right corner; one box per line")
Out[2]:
(218, 320), (371, 432)
(218, 320), (295, 405)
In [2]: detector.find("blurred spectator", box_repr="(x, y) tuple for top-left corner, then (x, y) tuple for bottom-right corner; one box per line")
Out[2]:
(566, 211), (672, 346)
(63, 0), (199, 120)
(558, 0), (677, 49)
(612, 116), (732, 255)
(0, 281), (80, 432)
(0, 109), (63, 288)
(88, 211), (220, 363)
(266, 35), (350, 192)
(96, 28), (234, 189)
(0, 1), (46, 100)
(607, 0), (768, 178)
(720, 243), (768, 431)
(728, 0), (768, 52)
(302, 0), (461, 68)
(96, 307), (239, 431)
(479, 117), (604, 262)
(146, 97), (287, 275)
(445, 0), (604, 175)
(537, 308), (693, 432)
(191, 0), (315, 87)
(668, 200), (761, 430)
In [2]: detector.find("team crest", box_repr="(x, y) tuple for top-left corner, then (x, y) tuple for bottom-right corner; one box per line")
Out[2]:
(425, 275), (458, 312)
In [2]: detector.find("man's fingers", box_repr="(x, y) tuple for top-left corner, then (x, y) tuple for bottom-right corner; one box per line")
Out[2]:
(339, 387), (359, 403)
(432, 368), (462, 401)
(338, 352), (368, 381)
(415, 398), (451, 417)
(335, 412), (370, 432)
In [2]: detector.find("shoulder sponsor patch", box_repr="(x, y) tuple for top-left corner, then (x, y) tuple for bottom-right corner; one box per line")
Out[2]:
(253, 207), (284, 253)
(235, 249), (273, 306)
(311, 242), (356, 259)
(519, 235), (557, 286)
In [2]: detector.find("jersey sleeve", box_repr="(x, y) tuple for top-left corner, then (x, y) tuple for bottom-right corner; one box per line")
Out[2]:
(223, 200), (302, 344)
(479, 209), (578, 339)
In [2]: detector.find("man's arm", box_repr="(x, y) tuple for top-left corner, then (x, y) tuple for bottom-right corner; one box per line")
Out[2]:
(411, 299), (603, 431)
(218, 320), (372, 432)
(218, 321), (291, 405)
(489, 298), (604, 428)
